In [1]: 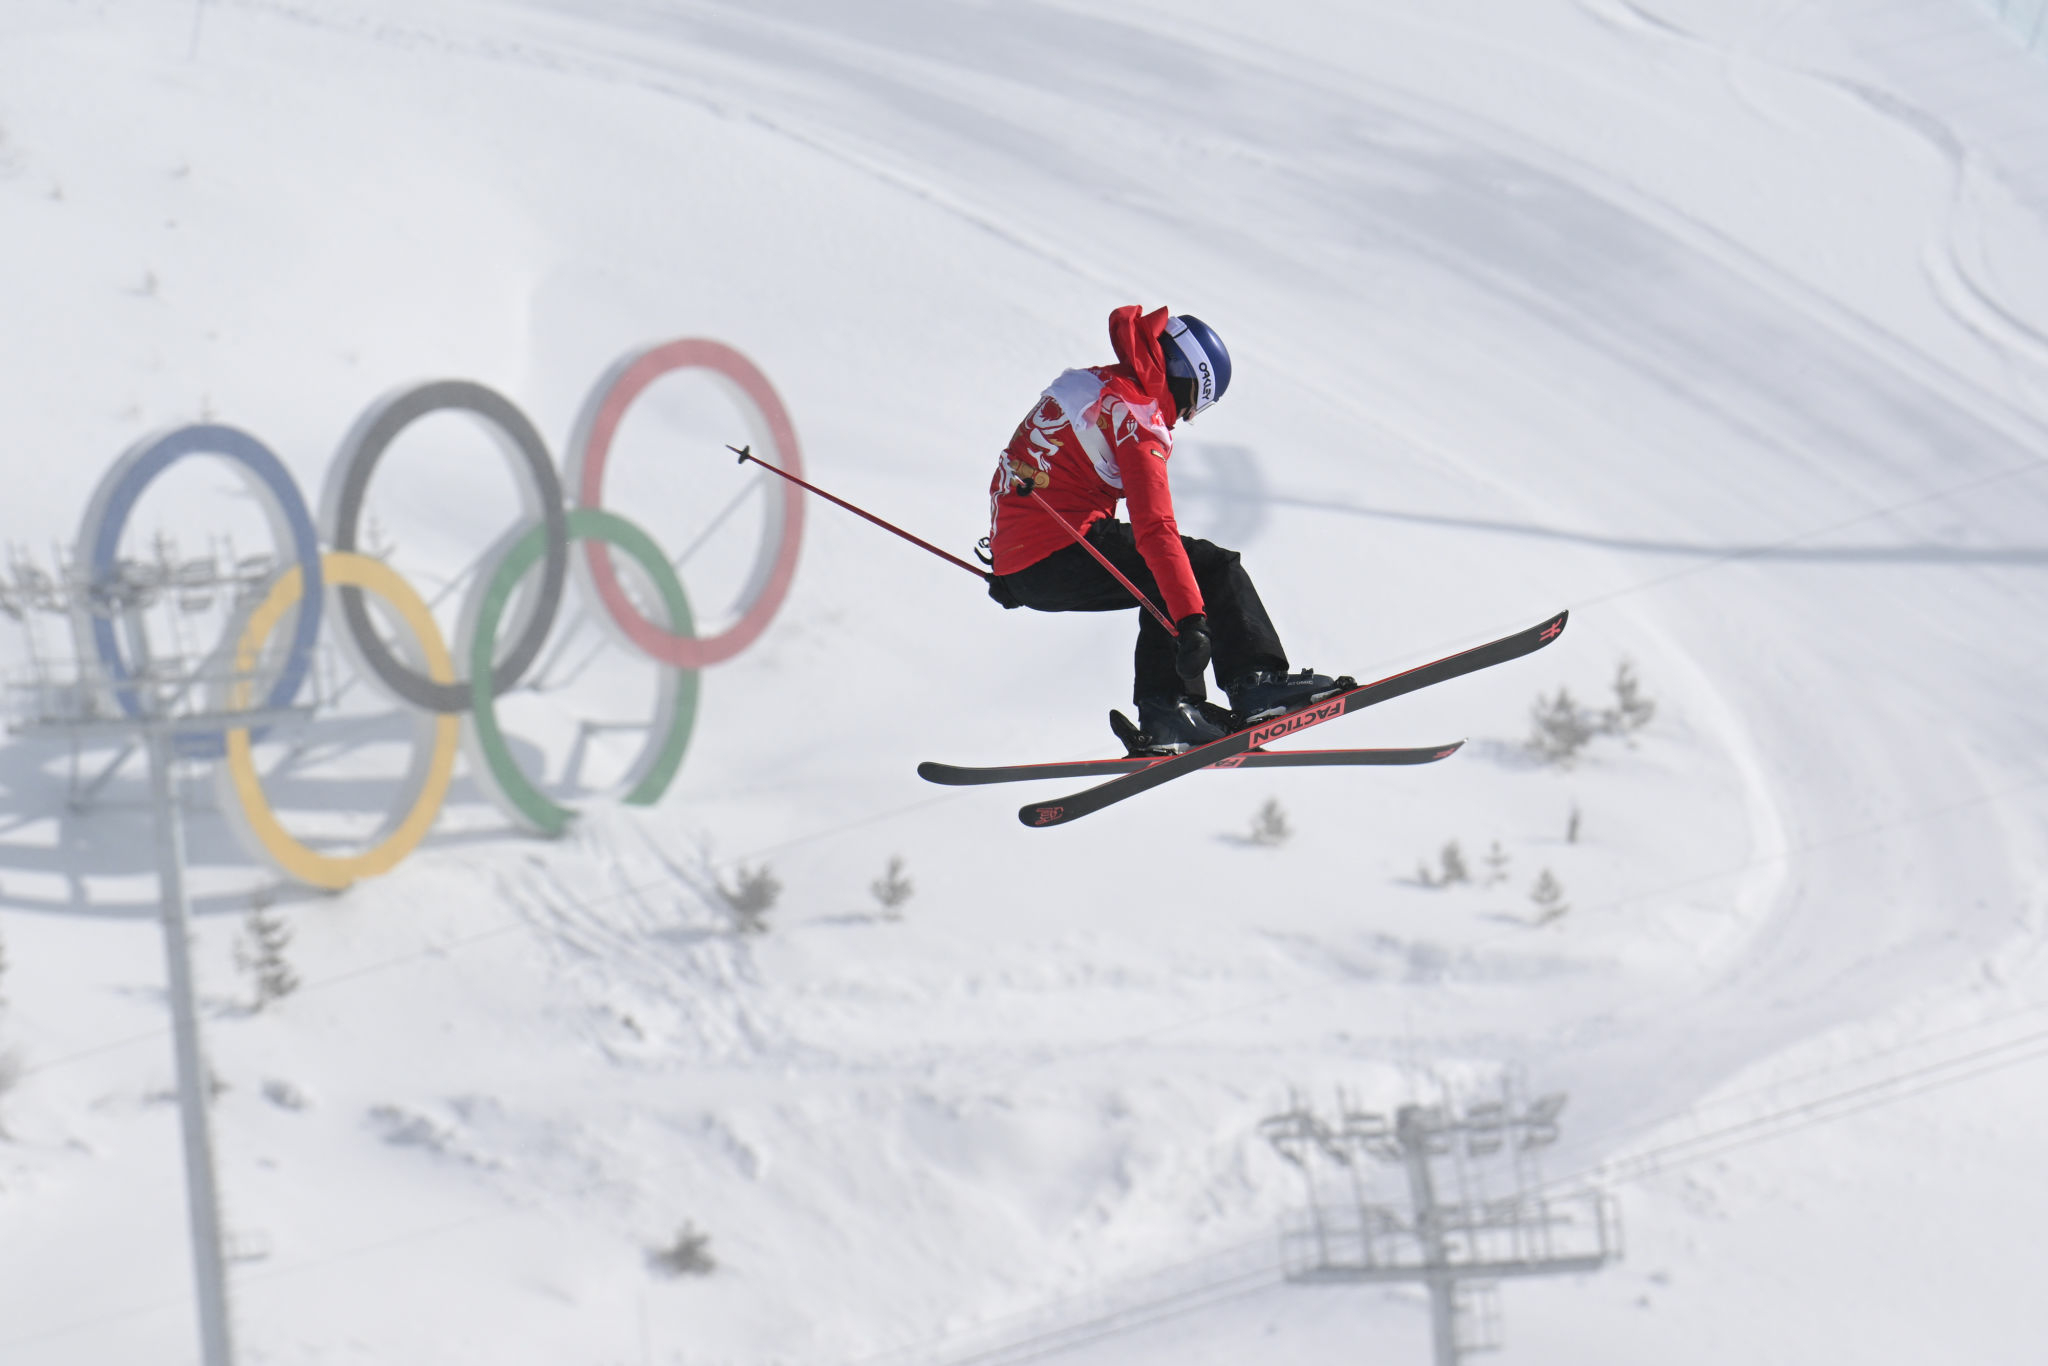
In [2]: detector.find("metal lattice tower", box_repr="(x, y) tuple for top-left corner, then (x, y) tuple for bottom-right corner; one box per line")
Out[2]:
(1, 537), (319, 1366)
(1261, 1082), (1619, 1365)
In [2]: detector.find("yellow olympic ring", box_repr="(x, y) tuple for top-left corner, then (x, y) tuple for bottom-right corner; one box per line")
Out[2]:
(221, 552), (460, 890)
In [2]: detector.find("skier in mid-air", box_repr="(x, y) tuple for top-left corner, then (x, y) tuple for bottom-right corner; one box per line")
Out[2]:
(982, 305), (1348, 755)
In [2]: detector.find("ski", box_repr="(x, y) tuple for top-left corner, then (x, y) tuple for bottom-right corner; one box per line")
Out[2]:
(919, 741), (1465, 788)
(1014, 609), (1568, 828)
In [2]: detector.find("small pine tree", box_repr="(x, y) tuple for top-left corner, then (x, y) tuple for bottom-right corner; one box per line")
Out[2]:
(1483, 840), (1512, 887)
(648, 1221), (716, 1277)
(718, 863), (782, 935)
(1527, 688), (1594, 765)
(1414, 860), (1438, 888)
(1530, 869), (1568, 925)
(1438, 840), (1470, 885)
(235, 892), (298, 1011)
(870, 856), (914, 917)
(1247, 797), (1292, 847)
(1603, 659), (1655, 737)
(1567, 804), (1581, 844)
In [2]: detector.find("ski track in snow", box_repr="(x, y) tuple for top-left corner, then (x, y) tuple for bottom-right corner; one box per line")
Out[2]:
(410, 0), (2048, 1157)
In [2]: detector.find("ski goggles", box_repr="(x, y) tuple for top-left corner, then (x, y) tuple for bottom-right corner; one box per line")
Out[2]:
(1161, 315), (1225, 421)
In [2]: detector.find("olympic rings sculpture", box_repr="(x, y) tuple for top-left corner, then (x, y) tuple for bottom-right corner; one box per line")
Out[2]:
(72, 339), (803, 890)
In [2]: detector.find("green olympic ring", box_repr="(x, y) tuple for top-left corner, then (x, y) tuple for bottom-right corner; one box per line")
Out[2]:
(462, 507), (699, 837)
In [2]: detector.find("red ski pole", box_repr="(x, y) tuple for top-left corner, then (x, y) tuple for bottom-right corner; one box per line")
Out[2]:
(731, 444), (1179, 637)
(730, 445), (990, 581)
(1009, 481), (1179, 637)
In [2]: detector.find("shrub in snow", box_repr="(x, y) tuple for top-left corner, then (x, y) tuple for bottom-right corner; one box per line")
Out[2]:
(367, 1104), (455, 1152)
(1414, 839), (1470, 889)
(649, 1222), (716, 1277)
(1246, 797), (1292, 847)
(1438, 840), (1470, 885)
(870, 855), (914, 917)
(235, 891), (298, 1010)
(1529, 660), (1657, 765)
(1530, 870), (1569, 925)
(1526, 687), (1595, 765)
(1483, 840), (1511, 886)
(1600, 659), (1655, 737)
(717, 863), (782, 935)
(261, 1079), (308, 1111)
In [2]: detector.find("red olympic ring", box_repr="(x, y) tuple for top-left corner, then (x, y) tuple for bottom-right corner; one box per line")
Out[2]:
(567, 339), (805, 668)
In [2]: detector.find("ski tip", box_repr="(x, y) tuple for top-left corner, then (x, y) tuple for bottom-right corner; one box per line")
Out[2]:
(1018, 801), (1074, 829)
(916, 761), (967, 785)
(1540, 609), (1569, 643)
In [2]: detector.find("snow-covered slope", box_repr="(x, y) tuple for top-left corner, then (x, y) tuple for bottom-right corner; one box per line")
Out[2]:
(2, 1), (2046, 1362)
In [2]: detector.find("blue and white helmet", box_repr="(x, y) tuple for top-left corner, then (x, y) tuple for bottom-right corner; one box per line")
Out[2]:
(1161, 314), (1232, 422)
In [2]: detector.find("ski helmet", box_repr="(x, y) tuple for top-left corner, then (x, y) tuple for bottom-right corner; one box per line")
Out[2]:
(1160, 314), (1231, 421)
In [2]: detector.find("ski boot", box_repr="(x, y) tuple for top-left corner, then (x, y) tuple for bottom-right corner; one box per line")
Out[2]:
(1227, 668), (1355, 724)
(1110, 695), (1232, 756)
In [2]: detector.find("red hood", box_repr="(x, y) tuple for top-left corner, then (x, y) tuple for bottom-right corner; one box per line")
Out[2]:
(1107, 304), (1178, 426)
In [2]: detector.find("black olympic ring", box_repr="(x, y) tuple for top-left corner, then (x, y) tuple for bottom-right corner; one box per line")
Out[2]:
(319, 380), (568, 714)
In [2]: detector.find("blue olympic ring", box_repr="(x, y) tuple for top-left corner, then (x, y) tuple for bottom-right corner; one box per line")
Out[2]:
(75, 424), (325, 759)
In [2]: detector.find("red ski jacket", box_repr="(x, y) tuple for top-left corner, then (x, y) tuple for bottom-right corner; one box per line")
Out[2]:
(986, 305), (1204, 622)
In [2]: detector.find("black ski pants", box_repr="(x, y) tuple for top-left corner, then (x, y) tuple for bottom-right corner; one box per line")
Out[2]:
(991, 519), (1287, 704)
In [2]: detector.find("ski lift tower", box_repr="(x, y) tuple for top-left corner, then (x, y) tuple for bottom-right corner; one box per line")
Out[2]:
(0, 534), (318, 1366)
(1261, 1083), (1620, 1366)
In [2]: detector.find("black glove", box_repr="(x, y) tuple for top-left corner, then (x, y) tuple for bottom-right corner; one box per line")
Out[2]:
(1174, 613), (1212, 689)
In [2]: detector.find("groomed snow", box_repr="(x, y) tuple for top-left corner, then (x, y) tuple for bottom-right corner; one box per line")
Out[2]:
(1, 1), (2045, 1362)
